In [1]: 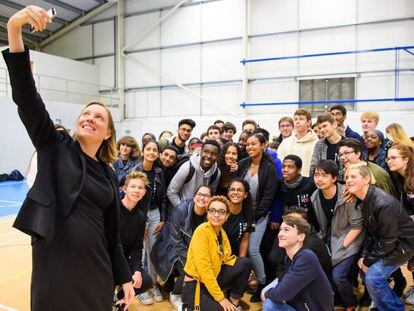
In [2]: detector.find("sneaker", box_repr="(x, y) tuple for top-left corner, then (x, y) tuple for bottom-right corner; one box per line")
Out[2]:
(136, 291), (153, 306)
(404, 285), (414, 298)
(151, 285), (164, 302)
(407, 292), (414, 305)
(368, 301), (377, 311)
(170, 294), (183, 310)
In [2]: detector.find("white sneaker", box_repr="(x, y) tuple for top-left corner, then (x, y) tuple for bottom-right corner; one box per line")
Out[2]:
(404, 285), (414, 298)
(368, 301), (376, 310)
(151, 285), (164, 302)
(170, 293), (183, 310)
(136, 291), (153, 305)
(406, 292), (414, 305)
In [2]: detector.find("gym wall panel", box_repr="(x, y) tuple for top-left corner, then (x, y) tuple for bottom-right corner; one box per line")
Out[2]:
(43, 25), (93, 59)
(247, 80), (299, 115)
(94, 56), (115, 89)
(201, 0), (244, 41)
(160, 87), (202, 116)
(249, 33), (299, 79)
(161, 5), (201, 46)
(356, 21), (414, 72)
(298, 27), (357, 75)
(357, 0), (414, 22)
(201, 84), (242, 116)
(161, 46), (201, 84)
(94, 20), (115, 56)
(125, 51), (161, 88)
(299, 0), (356, 29)
(202, 41), (243, 82)
(250, 0), (298, 35)
(125, 12), (161, 50)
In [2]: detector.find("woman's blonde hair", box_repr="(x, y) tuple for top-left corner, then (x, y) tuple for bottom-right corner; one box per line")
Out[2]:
(73, 100), (117, 163)
(386, 123), (414, 148)
(117, 135), (141, 159)
(345, 162), (375, 184)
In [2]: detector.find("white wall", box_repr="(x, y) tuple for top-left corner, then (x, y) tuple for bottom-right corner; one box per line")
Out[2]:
(35, 0), (414, 139)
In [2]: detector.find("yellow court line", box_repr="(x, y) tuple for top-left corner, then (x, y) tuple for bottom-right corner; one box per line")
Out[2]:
(0, 270), (30, 285)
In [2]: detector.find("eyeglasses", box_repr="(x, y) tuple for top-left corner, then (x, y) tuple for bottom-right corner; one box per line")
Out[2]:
(338, 151), (355, 158)
(228, 188), (245, 193)
(196, 192), (212, 199)
(207, 208), (227, 216)
(179, 127), (192, 133)
(385, 156), (404, 162)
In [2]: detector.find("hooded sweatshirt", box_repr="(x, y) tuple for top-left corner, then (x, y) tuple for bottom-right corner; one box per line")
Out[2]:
(167, 153), (221, 207)
(277, 130), (319, 177)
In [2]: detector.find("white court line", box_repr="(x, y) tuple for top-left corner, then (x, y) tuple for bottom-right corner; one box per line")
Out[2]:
(0, 200), (22, 204)
(0, 205), (20, 209)
(0, 304), (18, 311)
(0, 237), (28, 246)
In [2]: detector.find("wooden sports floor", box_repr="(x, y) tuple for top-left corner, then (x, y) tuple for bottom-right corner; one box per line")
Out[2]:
(0, 181), (412, 310)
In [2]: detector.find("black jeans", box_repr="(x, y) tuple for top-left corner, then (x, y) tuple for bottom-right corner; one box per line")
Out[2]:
(171, 262), (186, 295)
(182, 257), (252, 310)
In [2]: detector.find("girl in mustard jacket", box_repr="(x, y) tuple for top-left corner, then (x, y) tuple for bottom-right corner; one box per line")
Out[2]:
(182, 196), (252, 311)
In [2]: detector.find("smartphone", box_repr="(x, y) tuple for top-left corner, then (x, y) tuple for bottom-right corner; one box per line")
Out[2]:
(30, 8), (56, 33)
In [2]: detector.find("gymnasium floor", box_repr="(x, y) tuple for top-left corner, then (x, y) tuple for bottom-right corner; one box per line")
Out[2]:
(0, 181), (411, 311)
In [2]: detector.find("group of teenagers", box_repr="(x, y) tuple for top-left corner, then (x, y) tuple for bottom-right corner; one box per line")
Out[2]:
(3, 5), (414, 311)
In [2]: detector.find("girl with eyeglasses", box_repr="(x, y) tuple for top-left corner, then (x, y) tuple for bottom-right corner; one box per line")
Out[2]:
(224, 178), (255, 257)
(182, 196), (252, 311)
(387, 144), (414, 303)
(151, 185), (212, 309)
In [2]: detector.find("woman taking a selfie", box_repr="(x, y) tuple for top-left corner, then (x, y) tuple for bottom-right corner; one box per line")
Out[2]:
(3, 5), (133, 310)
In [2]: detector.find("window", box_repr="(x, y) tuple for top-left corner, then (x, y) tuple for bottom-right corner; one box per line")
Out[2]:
(299, 77), (355, 116)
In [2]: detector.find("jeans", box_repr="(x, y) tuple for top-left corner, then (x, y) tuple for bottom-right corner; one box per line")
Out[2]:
(332, 255), (357, 307)
(249, 215), (268, 284)
(182, 257), (252, 310)
(361, 259), (406, 311)
(145, 208), (160, 283)
(262, 299), (295, 311)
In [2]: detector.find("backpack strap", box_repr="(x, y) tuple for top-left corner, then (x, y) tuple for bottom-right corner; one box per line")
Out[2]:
(184, 162), (195, 184)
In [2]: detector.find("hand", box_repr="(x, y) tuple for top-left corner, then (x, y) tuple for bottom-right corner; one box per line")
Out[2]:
(270, 222), (280, 230)
(342, 187), (356, 203)
(229, 162), (238, 173)
(8, 6), (51, 32)
(410, 215), (414, 223)
(132, 271), (142, 289)
(261, 289), (268, 302)
(219, 298), (237, 311)
(116, 282), (134, 311)
(358, 258), (369, 273)
(153, 221), (165, 236)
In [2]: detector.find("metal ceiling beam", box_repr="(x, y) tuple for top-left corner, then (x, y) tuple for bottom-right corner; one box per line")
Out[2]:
(41, 0), (84, 15)
(0, 0), (69, 24)
(0, 15), (53, 36)
(40, 2), (116, 48)
(0, 28), (37, 48)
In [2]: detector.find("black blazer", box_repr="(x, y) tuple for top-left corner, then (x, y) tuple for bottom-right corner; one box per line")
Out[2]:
(237, 154), (278, 221)
(2, 47), (131, 285)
